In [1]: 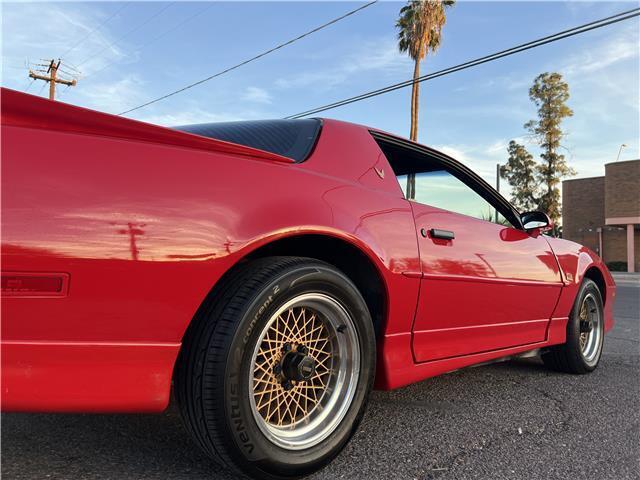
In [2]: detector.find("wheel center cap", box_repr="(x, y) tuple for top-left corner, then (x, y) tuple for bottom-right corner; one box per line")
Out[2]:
(281, 351), (316, 382)
(580, 319), (594, 333)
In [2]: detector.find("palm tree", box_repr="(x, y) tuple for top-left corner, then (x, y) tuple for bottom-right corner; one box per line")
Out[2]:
(397, 0), (454, 200)
(397, 0), (455, 142)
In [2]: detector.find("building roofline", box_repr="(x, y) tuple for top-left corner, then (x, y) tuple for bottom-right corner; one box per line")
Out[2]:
(605, 158), (640, 167)
(563, 175), (604, 183)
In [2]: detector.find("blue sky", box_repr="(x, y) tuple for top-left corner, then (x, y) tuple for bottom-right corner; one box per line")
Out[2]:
(2, 1), (638, 184)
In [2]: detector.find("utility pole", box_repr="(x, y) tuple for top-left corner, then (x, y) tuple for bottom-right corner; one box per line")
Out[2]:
(115, 222), (146, 261)
(28, 59), (77, 100)
(495, 163), (501, 223)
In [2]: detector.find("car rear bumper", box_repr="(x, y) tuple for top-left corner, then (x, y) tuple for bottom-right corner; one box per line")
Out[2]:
(1, 341), (179, 412)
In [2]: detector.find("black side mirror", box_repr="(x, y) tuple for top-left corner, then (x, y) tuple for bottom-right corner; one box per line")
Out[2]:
(521, 211), (552, 231)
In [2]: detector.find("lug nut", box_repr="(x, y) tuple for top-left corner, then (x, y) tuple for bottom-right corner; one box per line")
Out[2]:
(282, 343), (292, 353)
(297, 345), (307, 354)
(282, 380), (293, 390)
(273, 363), (282, 375)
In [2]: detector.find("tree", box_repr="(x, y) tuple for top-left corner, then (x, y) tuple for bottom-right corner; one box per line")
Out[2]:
(397, 0), (455, 141)
(501, 72), (575, 225)
(397, 0), (455, 198)
(500, 140), (538, 211)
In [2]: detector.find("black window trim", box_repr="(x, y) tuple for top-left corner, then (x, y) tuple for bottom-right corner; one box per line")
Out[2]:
(370, 130), (524, 230)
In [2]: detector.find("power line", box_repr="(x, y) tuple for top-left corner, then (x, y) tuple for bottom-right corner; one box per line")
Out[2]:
(82, 3), (214, 81)
(285, 7), (640, 119)
(118, 0), (379, 116)
(77, 2), (175, 68)
(58, 83), (74, 100)
(59, 61), (82, 74)
(61, 3), (129, 59)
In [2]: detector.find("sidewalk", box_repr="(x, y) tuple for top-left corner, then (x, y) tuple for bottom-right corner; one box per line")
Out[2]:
(611, 272), (640, 285)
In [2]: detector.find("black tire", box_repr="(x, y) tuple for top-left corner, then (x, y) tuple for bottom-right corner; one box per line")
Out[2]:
(174, 256), (376, 479)
(542, 278), (604, 374)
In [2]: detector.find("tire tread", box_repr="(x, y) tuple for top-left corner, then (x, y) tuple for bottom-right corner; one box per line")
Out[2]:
(174, 256), (330, 477)
(542, 278), (603, 375)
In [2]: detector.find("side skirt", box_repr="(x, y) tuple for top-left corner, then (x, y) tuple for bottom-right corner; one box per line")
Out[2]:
(375, 328), (566, 391)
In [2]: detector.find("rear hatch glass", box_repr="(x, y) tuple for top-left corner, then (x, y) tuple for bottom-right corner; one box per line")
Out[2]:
(175, 119), (321, 162)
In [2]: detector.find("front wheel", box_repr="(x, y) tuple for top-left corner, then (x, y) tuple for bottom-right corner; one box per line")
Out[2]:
(542, 278), (604, 374)
(175, 257), (376, 479)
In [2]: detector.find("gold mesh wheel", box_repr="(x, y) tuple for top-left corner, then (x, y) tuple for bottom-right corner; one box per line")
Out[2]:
(253, 306), (331, 426)
(248, 293), (360, 450)
(578, 292), (602, 365)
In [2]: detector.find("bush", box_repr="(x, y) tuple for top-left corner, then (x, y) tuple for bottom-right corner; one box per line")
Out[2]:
(606, 261), (628, 272)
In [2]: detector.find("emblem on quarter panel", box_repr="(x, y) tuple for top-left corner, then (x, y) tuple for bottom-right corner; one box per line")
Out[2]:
(374, 166), (385, 179)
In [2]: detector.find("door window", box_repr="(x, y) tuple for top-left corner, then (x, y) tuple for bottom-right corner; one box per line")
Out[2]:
(397, 170), (510, 225)
(372, 135), (516, 227)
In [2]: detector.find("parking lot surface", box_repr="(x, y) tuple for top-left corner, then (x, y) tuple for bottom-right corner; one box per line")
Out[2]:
(2, 279), (638, 480)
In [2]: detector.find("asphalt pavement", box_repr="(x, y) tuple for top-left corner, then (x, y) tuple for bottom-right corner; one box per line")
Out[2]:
(2, 277), (638, 480)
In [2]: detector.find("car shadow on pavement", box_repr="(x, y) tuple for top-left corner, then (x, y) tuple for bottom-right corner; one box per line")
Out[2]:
(1, 405), (235, 480)
(1, 358), (557, 480)
(4, 351), (639, 480)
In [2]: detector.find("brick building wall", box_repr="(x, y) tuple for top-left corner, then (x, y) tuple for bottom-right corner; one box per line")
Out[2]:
(605, 160), (640, 219)
(562, 159), (639, 272)
(563, 176), (605, 255)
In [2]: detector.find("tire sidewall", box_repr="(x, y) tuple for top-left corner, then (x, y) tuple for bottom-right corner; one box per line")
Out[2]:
(568, 279), (604, 371)
(220, 263), (375, 478)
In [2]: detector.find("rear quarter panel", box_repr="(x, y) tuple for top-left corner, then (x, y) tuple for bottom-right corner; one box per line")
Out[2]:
(1, 118), (420, 411)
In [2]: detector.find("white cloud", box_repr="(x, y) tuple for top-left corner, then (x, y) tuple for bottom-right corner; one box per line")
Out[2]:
(242, 86), (272, 104)
(453, 75), (530, 94)
(433, 141), (505, 179)
(433, 145), (469, 162)
(275, 36), (411, 90)
(429, 102), (531, 122)
(138, 104), (269, 127)
(562, 27), (639, 77)
(140, 110), (241, 127)
(485, 140), (508, 155)
(74, 74), (147, 115)
(1, 2), (127, 88)
(430, 135), (531, 179)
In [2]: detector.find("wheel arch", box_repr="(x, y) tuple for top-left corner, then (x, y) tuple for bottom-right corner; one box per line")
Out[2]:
(243, 233), (388, 338)
(583, 265), (607, 304)
(180, 230), (390, 349)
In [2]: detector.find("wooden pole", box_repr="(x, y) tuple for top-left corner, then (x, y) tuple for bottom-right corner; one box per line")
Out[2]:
(495, 163), (501, 223)
(28, 59), (77, 100)
(49, 60), (57, 100)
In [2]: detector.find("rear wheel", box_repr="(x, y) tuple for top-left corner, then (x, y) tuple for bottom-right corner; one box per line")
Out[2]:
(542, 278), (604, 374)
(175, 256), (375, 479)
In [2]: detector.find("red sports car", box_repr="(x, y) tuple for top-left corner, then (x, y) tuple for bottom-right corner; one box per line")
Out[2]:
(1, 88), (615, 479)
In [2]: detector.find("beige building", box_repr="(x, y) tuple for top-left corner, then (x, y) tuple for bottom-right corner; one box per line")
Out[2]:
(563, 159), (639, 272)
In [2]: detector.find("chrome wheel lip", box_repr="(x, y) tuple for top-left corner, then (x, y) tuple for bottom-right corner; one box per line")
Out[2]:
(248, 293), (360, 451)
(579, 292), (602, 366)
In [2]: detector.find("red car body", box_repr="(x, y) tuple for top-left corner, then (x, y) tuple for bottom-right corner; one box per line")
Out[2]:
(1, 88), (616, 413)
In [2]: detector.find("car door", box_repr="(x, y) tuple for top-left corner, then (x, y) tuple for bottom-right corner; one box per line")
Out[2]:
(374, 136), (564, 363)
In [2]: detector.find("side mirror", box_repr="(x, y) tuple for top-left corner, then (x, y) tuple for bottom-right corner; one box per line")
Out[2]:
(521, 211), (553, 232)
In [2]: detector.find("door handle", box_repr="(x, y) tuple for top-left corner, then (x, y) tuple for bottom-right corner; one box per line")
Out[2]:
(428, 228), (455, 240)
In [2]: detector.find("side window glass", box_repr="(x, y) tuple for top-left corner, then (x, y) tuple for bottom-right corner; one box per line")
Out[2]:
(397, 170), (512, 226)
